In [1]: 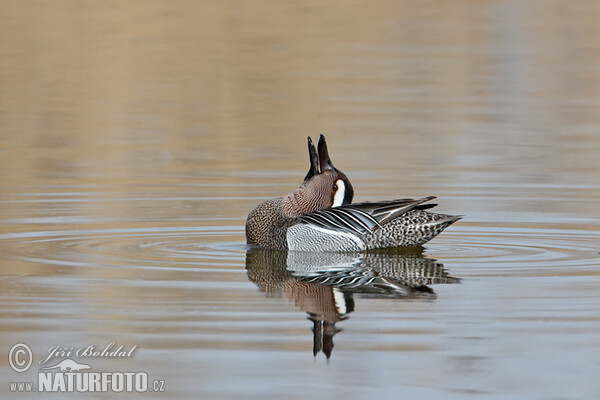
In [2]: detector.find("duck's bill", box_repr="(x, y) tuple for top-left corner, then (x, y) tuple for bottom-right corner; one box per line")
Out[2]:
(318, 134), (335, 172)
(303, 136), (320, 182)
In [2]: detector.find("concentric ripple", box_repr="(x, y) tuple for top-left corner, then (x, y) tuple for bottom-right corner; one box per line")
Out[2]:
(428, 225), (600, 275)
(1, 226), (248, 271)
(2, 223), (598, 276)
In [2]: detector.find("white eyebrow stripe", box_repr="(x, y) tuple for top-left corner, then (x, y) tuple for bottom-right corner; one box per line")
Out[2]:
(332, 179), (345, 207)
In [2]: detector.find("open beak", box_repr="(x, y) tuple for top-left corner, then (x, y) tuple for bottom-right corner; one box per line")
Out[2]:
(318, 134), (335, 172)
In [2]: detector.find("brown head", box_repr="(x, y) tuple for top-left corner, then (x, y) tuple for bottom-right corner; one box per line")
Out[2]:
(246, 134), (354, 249)
(284, 135), (354, 217)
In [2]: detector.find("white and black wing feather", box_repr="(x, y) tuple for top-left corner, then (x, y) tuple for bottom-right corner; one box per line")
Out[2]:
(298, 207), (379, 236)
(297, 196), (438, 236)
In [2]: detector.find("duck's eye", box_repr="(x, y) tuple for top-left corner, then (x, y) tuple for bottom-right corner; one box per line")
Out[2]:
(333, 183), (338, 191)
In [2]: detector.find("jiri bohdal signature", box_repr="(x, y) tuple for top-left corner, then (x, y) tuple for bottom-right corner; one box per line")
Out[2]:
(38, 343), (137, 365)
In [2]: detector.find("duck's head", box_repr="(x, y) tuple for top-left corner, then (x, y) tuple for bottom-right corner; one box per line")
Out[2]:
(301, 134), (354, 208)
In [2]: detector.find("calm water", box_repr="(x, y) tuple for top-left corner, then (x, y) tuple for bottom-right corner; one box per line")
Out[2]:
(1, 1), (600, 399)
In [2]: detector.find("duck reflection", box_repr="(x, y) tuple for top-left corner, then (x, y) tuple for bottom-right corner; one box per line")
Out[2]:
(245, 248), (460, 359)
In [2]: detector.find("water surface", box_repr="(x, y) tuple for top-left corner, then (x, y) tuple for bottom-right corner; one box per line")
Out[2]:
(1, 1), (600, 399)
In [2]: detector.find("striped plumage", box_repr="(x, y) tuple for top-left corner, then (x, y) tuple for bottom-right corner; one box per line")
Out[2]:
(245, 135), (460, 251)
(287, 196), (461, 251)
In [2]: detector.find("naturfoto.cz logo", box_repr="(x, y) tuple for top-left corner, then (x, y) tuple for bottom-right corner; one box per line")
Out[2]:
(8, 343), (165, 393)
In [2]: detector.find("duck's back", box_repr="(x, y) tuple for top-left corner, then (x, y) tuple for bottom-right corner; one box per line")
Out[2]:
(287, 197), (460, 251)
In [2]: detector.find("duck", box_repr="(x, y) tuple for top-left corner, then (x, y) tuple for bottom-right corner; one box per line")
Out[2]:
(245, 135), (460, 251)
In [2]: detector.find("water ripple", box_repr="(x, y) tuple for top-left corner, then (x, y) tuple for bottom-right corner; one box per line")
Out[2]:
(1, 224), (598, 274)
(431, 226), (600, 273)
(2, 226), (246, 270)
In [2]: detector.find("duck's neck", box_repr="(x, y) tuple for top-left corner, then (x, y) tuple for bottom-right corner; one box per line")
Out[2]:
(282, 186), (325, 217)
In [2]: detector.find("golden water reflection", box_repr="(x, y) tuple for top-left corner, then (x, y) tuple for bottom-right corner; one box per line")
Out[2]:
(1, 0), (600, 398)
(246, 249), (460, 358)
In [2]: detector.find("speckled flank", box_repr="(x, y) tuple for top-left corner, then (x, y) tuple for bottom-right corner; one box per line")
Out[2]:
(366, 210), (460, 248)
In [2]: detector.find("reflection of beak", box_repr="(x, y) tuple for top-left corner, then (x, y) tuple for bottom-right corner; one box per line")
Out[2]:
(311, 317), (339, 359)
(284, 282), (351, 359)
(318, 134), (335, 172)
(285, 280), (342, 318)
(303, 136), (320, 182)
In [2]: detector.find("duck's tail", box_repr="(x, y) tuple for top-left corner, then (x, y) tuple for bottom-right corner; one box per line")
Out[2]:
(367, 210), (461, 248)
